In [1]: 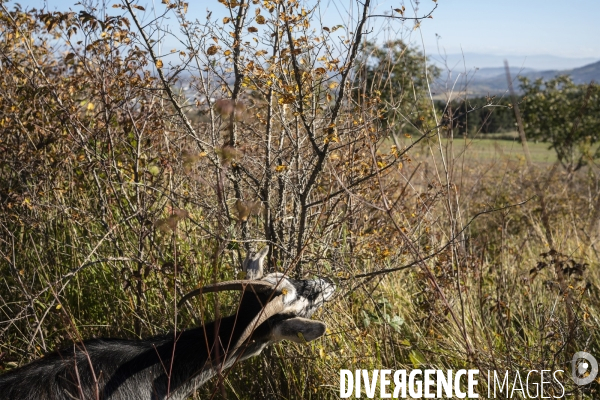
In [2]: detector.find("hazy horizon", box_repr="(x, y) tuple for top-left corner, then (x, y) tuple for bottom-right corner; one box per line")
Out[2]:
(429, 53), (599, 71)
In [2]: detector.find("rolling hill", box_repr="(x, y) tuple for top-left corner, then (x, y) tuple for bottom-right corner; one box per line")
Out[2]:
(433, 59), (600, 96)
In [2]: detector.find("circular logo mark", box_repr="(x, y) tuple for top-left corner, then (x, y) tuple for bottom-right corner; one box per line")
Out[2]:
(572, 351), (598, 386)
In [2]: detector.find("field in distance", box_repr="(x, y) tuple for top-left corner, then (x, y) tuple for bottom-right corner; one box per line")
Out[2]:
(443, 136), (557, 165)
(401, 133), (558, 166)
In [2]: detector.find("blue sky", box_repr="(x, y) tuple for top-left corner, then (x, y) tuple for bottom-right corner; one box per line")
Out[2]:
(9, 0), (600, 68)
(418, 0), (599, 57)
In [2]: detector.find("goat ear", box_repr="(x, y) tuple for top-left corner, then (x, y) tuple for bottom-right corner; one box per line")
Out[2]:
(272, 317), (327, 343)
(243, 246), (269, 279)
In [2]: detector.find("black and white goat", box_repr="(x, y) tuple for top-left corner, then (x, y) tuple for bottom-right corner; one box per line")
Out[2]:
(0, 247), (335, 399)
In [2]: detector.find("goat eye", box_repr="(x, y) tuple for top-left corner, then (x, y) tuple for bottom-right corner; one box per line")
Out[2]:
(281, 288), (288, 295)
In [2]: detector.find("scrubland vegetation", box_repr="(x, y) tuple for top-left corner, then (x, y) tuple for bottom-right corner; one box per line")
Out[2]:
(0, 0), (599, 398)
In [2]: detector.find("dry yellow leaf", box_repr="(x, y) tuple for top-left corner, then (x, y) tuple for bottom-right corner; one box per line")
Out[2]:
(155, 59), (163, 68)
(325, 133), (339, 143)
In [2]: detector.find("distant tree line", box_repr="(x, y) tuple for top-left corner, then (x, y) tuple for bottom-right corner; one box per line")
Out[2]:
(434, 97), (516, 136)
(431, 76), (600, 172)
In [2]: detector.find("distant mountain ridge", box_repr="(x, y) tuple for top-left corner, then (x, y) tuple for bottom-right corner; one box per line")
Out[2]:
(430, 53), (599, 70)
(433, 60), (600, 96)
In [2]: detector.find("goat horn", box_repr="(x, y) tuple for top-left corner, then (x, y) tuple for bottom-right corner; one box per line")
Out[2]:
(177, 280), (276, 307)
(231, 294), (286, 353)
